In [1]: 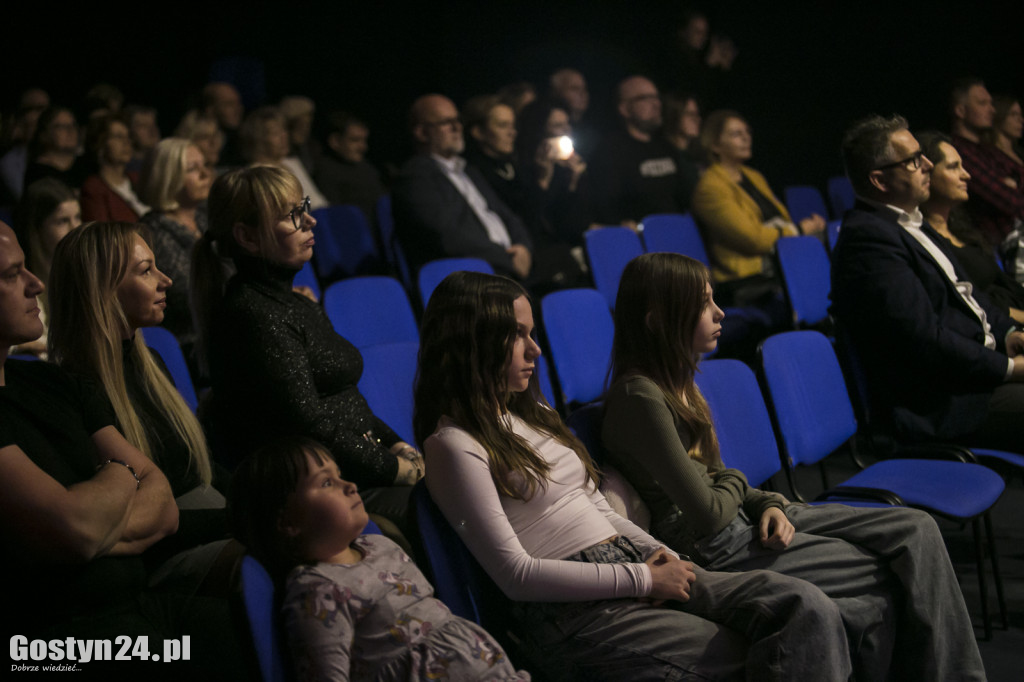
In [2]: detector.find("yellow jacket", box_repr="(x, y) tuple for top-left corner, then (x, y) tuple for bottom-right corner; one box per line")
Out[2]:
(691, 163), (796, 282)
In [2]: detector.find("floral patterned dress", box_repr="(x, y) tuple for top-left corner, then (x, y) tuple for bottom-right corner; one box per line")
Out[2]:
(282, 534), (530, 681)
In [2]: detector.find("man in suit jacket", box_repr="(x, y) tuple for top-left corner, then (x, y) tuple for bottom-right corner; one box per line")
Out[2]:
(831, 114), (1024, 451)
(392, 94), (533, 281)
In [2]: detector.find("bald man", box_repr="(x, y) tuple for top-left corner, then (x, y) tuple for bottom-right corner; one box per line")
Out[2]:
(393, 94), (534, 280)
(582, 76), (699, 228)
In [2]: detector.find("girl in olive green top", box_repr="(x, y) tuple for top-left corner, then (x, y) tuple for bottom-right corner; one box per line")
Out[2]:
(602, 252), (985, 682)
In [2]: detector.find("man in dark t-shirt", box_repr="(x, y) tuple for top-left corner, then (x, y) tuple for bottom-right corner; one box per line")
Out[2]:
(0, 220), (178, 638)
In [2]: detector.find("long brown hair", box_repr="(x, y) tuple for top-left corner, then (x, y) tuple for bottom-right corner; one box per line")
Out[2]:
(414, 271), (599, 499)
(610, 252), (720, 466)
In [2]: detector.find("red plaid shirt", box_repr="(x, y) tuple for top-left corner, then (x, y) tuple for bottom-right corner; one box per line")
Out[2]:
(951, 134), (1024, 244)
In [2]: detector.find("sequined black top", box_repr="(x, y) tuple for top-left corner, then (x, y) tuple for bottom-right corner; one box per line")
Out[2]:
(207, 255), (401, 485)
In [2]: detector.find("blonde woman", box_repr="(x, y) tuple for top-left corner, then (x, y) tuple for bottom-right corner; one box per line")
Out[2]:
(139, 138), (213, 353)
(48, 221), (226, 528)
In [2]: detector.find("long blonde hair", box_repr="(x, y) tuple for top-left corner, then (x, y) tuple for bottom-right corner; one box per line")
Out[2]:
(48, 221), (212, 485)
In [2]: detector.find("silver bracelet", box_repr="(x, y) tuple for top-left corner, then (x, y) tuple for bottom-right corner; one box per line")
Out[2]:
(97, 459), (141, 490)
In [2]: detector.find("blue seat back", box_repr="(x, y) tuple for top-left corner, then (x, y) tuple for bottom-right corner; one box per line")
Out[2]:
(759, 331), (858, 467)
(323, 276), (418, 350)
(375, 195), (412, 288)
(775, 236), (832, 326)
(783, 185), (828, 224)
(826, 219), (842, 253)
(311, 205), (381, 283)
(541, 288), (614, 406)
(695, 359), (781, 487)
(417, 257), (494, 309)
(535, 355), (557, 409)
(411, 483), (509, 631)
(141, 326), (198, 413)
(240, 521), (381, 682)
(565, 401), (609, 465)
(640, 213), (710, 267)
(826, 175), (855, 218)
(357, 341), (418, 444)
(584, 227), (644, 310)
(292, 260), (321, 302)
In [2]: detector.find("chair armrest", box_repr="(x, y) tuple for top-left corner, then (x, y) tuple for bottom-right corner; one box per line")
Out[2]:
(814, 485), (905, 506)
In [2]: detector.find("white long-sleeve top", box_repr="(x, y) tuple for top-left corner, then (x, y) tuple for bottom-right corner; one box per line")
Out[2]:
(424, 414), (673, 602)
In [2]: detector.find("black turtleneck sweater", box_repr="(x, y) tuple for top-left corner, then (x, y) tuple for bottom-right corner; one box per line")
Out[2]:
(207, 255), (401, 485)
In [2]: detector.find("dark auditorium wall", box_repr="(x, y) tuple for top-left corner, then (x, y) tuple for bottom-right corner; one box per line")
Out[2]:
(7, 1), (1019, 194)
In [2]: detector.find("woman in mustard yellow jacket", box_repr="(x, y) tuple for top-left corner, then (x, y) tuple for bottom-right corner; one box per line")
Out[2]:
(691, 110), (825, 311)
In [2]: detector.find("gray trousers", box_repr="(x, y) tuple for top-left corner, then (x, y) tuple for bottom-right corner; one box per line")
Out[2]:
(688, 503), (985, 682)
(513, 537), (851, 681)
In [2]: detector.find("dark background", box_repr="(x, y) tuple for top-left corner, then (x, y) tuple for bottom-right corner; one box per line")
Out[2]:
(6, 0), (1021, 192)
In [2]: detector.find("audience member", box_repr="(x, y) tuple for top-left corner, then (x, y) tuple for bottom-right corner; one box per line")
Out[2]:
(583, 76), (699, 228)
(240, 106), (328, 209)
(79, 112), (150, 222)
(416, 269), (853, 681)
(919, 130), (1024, 324)
(0, 220), (179, 639)
(9, 178), (81, 358)
(23, 106), (83, 190)
(175, 110), (224, 170)
(48, 221), (229, 551)
(314, 110), (385, 220)
(691, 109), (823, 318)
(832, 114), (1024, 452)
(0, 88), (49, 202)
(547, 68), (594, 156)
(985, 95), (1024, 169)
(124, 104), (161, 172)
(603, 251), (985, 682)
(202, 81), (245, 167)
(231, 436), (530, 680)
(949, 78), (1024, 245)
(81, 82), (125, 119)
(655, 9), (737, 107)
(279, 95), (321, 177)
(191, 165), (423, 543)
(392, 94), (533, 281)
(139, 138), (213, 353)
(662, 92), (703, 166)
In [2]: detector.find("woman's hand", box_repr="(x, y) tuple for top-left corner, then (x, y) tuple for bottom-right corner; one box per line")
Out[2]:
(391, 442), (424, 486)
(798, 214), (827, 235)
(758, 506), (795, 550)
(646, 548), (696, 602)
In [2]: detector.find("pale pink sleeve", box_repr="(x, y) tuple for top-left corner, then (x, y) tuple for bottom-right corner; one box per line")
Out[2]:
(424, 429), (651, 602)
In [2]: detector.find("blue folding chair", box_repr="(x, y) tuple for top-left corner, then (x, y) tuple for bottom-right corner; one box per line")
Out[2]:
(759, 330), (1007, 638)
(311, 204), (382, 283)
(640, 213), (711, 266)
(417, 257), (494, 309)
(774, 236), (832, 328)
(240, 521), (381, 682)
(783, 185), (829, 224)
(411, 482), (511, 630)
(584, 227), (644, 310)
(292, 260), (321, 302)
(540, 288), (614, 408)
(375, 195), (412, 289)
(826, 175), (856, 219)
(141, 326), (198, 413)
(323, 276), (418, 350)
(826, 219), (842, 253)
(357, 341), (418, 445)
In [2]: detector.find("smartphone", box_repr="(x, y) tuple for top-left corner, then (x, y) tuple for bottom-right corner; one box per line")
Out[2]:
(556, 135), (574, 161)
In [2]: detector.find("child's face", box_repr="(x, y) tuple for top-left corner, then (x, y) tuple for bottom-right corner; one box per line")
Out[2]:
(281, 451), (368, 562)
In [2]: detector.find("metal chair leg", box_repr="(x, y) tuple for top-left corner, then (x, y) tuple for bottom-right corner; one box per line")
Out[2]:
(983, 511), (1008, 630)
(972, 518), (992, 641)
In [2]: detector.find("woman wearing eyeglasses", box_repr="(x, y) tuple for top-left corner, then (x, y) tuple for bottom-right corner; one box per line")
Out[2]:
(691, 110), (825, 323)
(191, 165), (424, 544)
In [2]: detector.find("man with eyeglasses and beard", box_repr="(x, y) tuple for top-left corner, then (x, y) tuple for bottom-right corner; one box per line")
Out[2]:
(831, 114), (1024, 453)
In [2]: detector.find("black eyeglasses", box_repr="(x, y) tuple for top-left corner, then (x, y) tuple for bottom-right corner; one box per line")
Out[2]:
(875, 150), (926, 172)
(287, 196), (312, 231)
